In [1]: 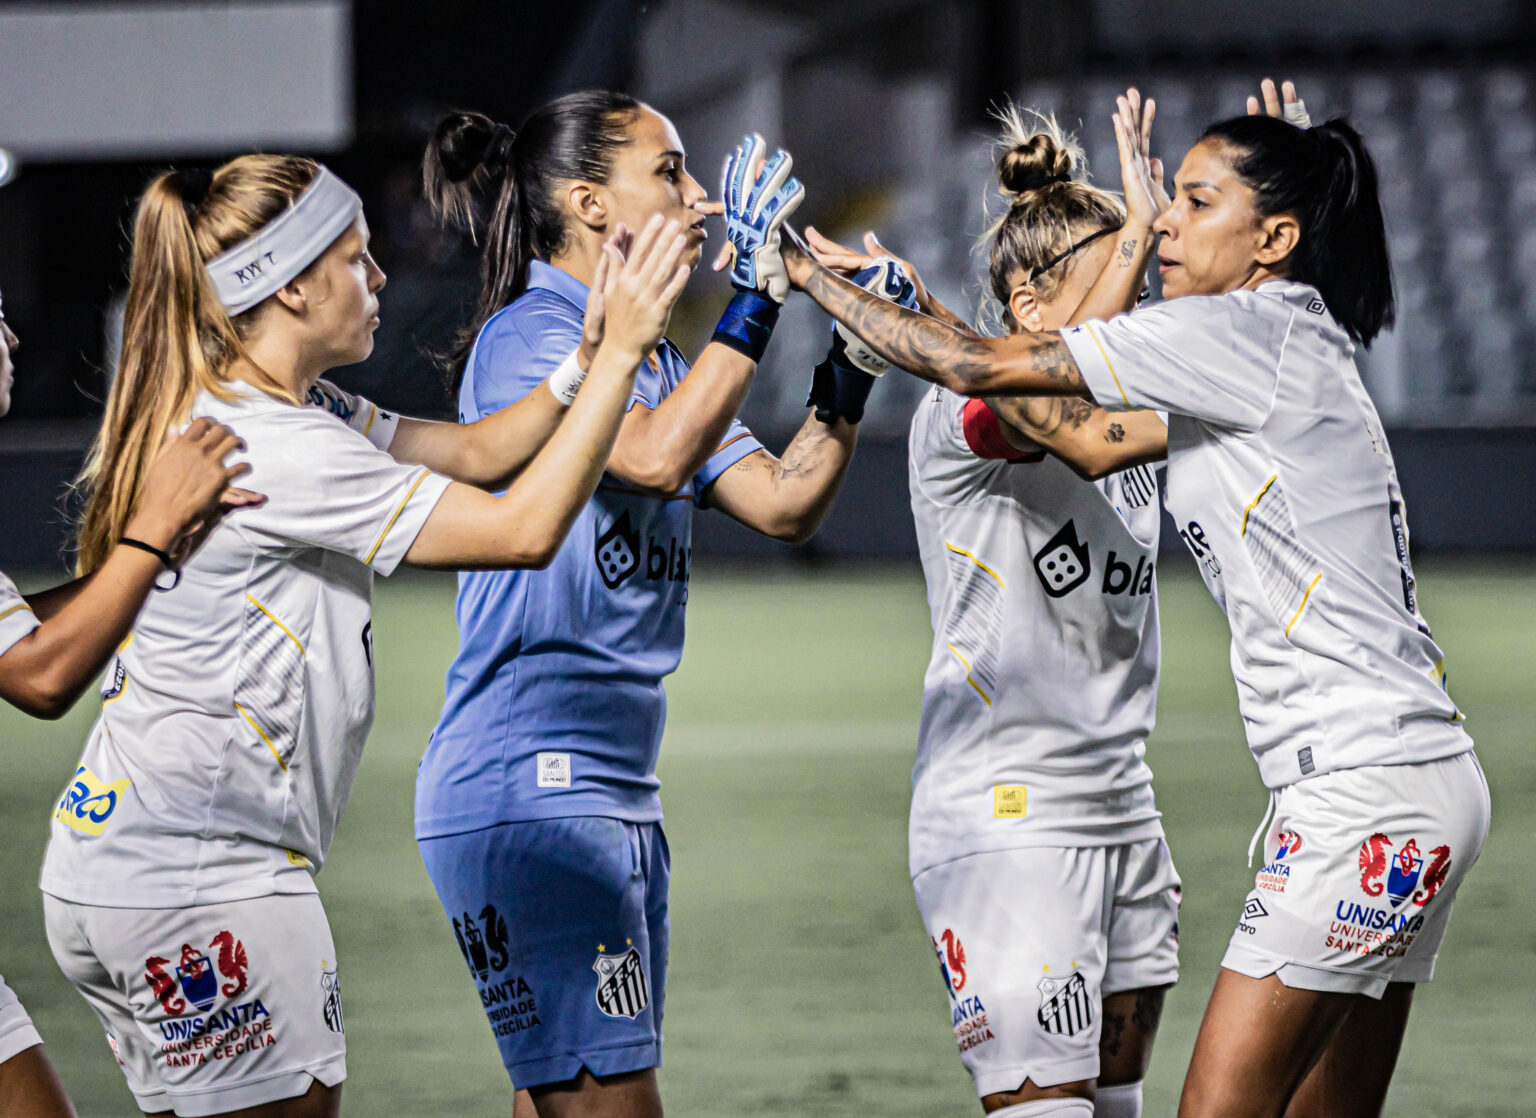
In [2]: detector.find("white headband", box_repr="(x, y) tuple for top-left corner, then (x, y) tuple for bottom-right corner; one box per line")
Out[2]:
(204, 166), (363, 315)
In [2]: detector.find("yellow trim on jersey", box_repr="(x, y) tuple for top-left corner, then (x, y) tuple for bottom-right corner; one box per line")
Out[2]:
(945, 643), (993, 706)
(118, 632), (134, 652)
(943, 542), (1006, 587)
(1285, 573), (1323, 638)
(1240, 475), (1279, 536)
(0, 602), (35, 624)
(245, 594), (306, 656)
(1083, 322), (1130, 407)
(234, 702), (288, 771)
(363, 402), (378, 438)
(364, 469), (431, 565)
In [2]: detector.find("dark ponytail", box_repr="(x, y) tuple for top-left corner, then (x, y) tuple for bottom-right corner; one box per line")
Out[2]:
(1200, 113), (1394, 346)
(423, 90), (642, 383)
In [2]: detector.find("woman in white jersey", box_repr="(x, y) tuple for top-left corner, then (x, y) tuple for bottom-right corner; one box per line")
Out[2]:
(0, 288), (251, 1118)
(39, 154), (690, 1118)
(811, 95), (1173, 1118)
(784, 89), (1488, 1118)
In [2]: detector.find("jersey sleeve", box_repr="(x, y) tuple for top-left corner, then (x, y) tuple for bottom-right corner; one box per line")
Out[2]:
(692, 418), (765, 503)
(467, 301), (585, 421)
(305, 379), (399, 451)
(236, 412), (452, 576)
(0, 571), (39, 658)
(1060, 294), (1288, 433)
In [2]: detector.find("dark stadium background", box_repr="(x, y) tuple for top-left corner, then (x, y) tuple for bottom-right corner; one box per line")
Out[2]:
(1, 3), (1532, 1115)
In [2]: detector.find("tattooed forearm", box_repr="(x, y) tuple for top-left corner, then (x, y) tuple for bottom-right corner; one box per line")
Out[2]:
(995, 395), (1094, 439)
(1105, 422), (1126, 443)
(776, 420), (834, 481)
(800, 265), (1088, 397)
(1119, 238), (1138, 267)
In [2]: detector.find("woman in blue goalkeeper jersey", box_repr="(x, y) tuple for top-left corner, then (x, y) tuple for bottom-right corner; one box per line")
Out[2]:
(415, 92), (876, 1118)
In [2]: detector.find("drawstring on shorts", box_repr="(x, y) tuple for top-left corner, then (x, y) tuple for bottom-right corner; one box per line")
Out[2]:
(1247, 788), (1280, 868)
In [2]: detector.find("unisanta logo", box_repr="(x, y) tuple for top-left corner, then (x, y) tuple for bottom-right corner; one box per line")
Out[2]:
(1033, 520), (1092, 597)
(933, 929), (966, 1000)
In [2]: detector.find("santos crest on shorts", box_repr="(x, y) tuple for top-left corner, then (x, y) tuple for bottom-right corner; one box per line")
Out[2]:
(1062, 280), (1470, 787)
(907, 388), (1165, 875)
(42, 381), (448, 908)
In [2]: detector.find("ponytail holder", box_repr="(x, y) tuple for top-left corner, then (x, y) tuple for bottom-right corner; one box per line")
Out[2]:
(487, 122), (516, 169)
(177, 167), (214, 216)
(1018, 171), (1071, 192)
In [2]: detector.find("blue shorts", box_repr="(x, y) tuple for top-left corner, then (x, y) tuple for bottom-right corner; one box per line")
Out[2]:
(419, 817), (669, 1089)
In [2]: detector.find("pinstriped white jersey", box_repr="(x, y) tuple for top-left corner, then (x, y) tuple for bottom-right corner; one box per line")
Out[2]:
(1063, 280), (1470, 789)
(907, 387), (1165, 876)
(42, 381), (448, 907)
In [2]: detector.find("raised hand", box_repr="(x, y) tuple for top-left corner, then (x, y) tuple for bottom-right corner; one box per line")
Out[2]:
(130, 418), (264, 565)
(578, 224), (629, 368)
(1113, 87), (1167, 227)
(714, 133), (805, 303)
(1246, 78), (1310, 128)
(598, 214), (690, 359)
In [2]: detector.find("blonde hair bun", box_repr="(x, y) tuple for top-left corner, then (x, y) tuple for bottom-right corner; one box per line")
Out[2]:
(993, 103), (1084, 199)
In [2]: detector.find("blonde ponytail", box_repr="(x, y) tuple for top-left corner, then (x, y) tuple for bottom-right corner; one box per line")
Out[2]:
(75, 156), (319, 574)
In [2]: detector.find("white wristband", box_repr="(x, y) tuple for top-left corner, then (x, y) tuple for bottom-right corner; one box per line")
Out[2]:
(548, 347), (587, 406)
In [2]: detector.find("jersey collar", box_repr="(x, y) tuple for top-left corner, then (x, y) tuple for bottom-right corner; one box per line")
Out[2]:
(527, 259), (590, 310)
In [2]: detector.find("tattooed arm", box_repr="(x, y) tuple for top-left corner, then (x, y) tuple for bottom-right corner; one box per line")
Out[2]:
(985, 396), (1168, 480)
(702, 416), (857, 543)
(785, 239), (1090, 398)
(1067, 221), (1158, 326)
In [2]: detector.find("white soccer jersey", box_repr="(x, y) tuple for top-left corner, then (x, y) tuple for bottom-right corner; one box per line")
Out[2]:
(1062, 280), (1469, 788)
(907, 387), (1165, 876)
(41, 380), (449, 908)
(0, 570), (39, 657)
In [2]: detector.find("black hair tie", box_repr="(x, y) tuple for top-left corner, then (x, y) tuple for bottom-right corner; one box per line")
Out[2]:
(177, 167), (214, 216)
(486, 122), (516, 170)
(1013, 170), (1071, 193)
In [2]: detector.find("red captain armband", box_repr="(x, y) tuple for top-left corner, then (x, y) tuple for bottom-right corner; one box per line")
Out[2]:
(960, 399), (1044, 463)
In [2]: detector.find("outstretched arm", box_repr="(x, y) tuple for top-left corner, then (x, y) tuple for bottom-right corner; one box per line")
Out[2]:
(2, 421), (257, 717)
(985, 396), (1167, 479)
(703, 415), (856, 543)
(787, 242), (1090, 398)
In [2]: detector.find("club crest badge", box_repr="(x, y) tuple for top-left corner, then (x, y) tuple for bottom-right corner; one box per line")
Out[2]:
(1358, 833), (1451, 910)
(1033, 520), (1092, 598)
(595, 510), (641, 589)
(593, 945), (649, 1019)
(1036, 966), (1092, 1037)
(321, 967), (344, 1034)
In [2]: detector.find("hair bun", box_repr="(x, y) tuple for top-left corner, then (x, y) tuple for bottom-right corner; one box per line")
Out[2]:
(993, 109), (1082, 200)
(176, 167), (214, 212)
(431, 111), (514, 184)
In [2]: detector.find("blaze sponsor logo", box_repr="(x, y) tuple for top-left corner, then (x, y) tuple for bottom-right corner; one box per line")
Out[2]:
(1100, 551), (1155, 597)
(933, 929), (966, 999)
(595, 510), (641, 588)
(145, 932), (272, 1067)
(1032, 520), (1092, 597)
(1037, 965), (1092, 1037)
(1257, 830), (1302, 894)
(594, 943), (649, 1019)
(54, 765), (131, 837)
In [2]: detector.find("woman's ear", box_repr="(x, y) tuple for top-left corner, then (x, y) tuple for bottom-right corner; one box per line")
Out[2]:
(567, 182), (607, 233)
(1256, 213), (1300, 268)
(1009, 284), (1046, 334)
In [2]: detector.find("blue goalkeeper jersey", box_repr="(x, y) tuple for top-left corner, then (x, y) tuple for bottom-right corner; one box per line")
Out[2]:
(415, 260), (763, 837)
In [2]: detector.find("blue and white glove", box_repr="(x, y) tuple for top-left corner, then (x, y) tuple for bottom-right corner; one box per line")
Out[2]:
(720, 133), (805, 304)
(807, 257), (920, 425)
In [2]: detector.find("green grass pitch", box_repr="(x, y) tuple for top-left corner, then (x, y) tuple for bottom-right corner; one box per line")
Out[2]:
(1, 561), (1530, 1115)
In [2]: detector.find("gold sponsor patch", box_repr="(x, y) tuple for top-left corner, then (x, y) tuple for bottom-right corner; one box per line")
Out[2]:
(993, 785), (1027, 819)
(54, 765), (131, 836)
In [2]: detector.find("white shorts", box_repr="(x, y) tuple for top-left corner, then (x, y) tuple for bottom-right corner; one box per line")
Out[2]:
(0, 974), (44, 1066)
(911, 838), (1180, 1096)
(1223, 750), (1490, 999)
(44, 892), (346, 1116)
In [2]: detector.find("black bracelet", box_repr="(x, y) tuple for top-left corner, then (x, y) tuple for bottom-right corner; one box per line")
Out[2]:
(119, 537), (181, 591)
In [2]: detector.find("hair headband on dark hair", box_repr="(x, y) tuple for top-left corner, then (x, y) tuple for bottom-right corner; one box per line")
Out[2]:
(176, 167), (214, 215)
